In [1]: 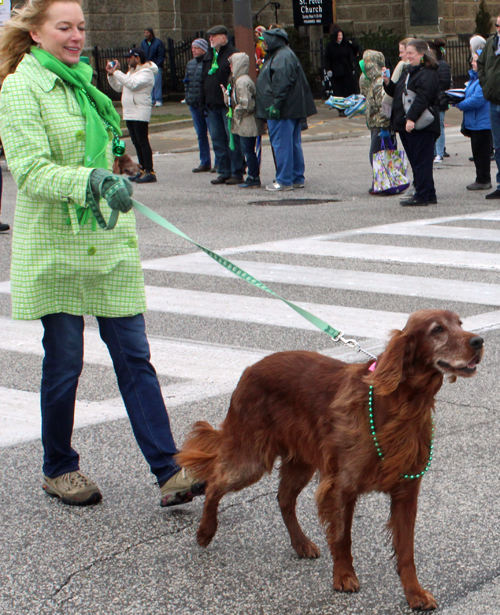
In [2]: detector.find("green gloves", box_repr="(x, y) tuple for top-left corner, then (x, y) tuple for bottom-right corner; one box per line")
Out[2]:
(89, 168), (133, 213)
(266, 105), (280, 120)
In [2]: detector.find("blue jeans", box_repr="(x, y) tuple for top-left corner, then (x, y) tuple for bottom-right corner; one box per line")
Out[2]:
(267, 119), (305, 186)
(490, 104), (500, 189)
(207, 105), (244, 178)
(190, 106), (211, 167)
(40, 313), (179, 484)
(152, 68), (163, 104)
(435, 110), (446, 157)
(239, 136), (260, 178)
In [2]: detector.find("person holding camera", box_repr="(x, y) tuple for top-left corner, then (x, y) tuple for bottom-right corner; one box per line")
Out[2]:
(107, 48), (157, 184)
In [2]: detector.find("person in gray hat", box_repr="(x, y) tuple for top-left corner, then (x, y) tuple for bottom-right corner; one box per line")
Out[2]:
(184, 38), (213, 172)
(201, 25), (245, 185)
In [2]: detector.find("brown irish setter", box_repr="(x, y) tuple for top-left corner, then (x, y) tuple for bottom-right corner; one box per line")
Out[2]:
(177, 309), (484, 610)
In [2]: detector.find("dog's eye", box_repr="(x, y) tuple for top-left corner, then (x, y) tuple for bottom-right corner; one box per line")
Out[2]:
(431, 325), (444, 334)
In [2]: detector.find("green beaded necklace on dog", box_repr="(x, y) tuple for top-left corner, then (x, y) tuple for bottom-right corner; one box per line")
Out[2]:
(368, 385), (434, 480)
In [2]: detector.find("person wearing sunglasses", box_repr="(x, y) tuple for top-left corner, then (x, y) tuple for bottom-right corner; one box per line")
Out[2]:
(477, 17), (500, 198)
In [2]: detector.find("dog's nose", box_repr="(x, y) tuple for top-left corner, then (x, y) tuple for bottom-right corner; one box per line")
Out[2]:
(469, 336), (484, 349)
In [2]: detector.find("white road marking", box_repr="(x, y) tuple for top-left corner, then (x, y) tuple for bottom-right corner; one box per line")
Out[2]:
(144, 257), (500, 306)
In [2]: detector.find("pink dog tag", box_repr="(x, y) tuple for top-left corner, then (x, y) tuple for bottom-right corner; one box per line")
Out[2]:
(368, 362), (377, 372)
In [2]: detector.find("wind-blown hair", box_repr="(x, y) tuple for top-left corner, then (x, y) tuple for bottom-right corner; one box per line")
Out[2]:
(0, 0), (82, 80)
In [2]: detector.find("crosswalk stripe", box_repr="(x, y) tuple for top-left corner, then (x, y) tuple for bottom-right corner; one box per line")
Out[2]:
(0, 316), (265, 382)
(226, 238), (500, 270)
(143, 257), (500, 306)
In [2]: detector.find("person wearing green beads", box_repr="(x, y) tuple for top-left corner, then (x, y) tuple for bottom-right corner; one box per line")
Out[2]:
(0, 0), (204, 509)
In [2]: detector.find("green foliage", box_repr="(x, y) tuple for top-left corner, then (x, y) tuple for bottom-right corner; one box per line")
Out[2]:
(475, 0), (492, 39)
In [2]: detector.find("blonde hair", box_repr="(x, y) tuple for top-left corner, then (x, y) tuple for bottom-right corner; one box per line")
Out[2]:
(0, 0), (82, 79)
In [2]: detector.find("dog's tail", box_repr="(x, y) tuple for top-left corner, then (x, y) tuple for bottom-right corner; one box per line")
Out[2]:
(176, 421), (223, 480)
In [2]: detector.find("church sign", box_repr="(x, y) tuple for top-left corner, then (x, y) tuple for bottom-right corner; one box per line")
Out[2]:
(293, 0), (334, 27)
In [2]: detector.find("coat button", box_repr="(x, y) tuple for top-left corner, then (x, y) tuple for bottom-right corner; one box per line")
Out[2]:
(87, 246), (97, 256)
(126, 238), (138, 248)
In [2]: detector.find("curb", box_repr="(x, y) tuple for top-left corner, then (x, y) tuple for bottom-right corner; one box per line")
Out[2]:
(160, 129), (369, 155)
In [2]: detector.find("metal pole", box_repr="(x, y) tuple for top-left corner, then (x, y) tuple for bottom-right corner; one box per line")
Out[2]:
(233, 0), (257, 81)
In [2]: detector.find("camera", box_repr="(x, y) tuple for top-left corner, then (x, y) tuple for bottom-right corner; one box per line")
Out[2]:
(108, 60), (117, 68)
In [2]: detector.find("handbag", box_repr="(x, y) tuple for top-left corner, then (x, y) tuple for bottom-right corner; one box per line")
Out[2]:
(372, 137), (410, 195)
(402, 74), (434, 130)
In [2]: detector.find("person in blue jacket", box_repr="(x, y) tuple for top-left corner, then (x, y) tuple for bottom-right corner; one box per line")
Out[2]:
(141, 27), (165, 106)
(457, 50), (492, 190)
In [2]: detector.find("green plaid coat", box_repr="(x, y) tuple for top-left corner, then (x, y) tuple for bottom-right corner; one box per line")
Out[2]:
(0, 53), (146, 320)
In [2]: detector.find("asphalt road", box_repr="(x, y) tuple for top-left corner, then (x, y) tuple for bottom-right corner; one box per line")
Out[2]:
(2, 114), (500, 615)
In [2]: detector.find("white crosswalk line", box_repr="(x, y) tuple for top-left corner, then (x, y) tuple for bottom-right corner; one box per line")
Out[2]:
(143, 257), (500, 306)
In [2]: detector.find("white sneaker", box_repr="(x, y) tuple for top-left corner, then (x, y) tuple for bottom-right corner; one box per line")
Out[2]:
(266, 181), (293, 192)
(154, 102), (163, 107)
(434, 155), (443, 163)
(293, 183), (305, 189)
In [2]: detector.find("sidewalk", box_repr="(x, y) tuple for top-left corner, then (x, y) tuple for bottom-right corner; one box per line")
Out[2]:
(118, 100), (464, 156)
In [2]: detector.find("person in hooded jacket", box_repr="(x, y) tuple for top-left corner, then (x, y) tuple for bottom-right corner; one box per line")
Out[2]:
(256, 28), (317, 191)
(456, 50), (492, 190)
(324, 24), (359, 101)
(184, 38), (212, 173)
(107, 48), (158, 183)
(384, 38), (440, 206)
(225, 52), (264, 188)
(359, 49), (392, 186)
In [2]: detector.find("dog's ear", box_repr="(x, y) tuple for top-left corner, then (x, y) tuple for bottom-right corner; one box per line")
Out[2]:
(112, 157), (121, 174)
(366, 329), (416, 395)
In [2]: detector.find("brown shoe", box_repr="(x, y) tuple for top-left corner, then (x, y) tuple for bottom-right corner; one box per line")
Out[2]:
(160, 468), (205, 507)
(192, 165), (211, 173)
(43, 471), (102, 506)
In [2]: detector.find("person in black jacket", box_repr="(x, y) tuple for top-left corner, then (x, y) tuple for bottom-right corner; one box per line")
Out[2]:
(141, 28), (165, 107)
(324, 24), (359, 101)
(201, 24), (244, 185)
(256, 28), (317, 191)
(429, 39), (451, 162)
(384, 38), (440, 206)
(184, 38), (212, 173)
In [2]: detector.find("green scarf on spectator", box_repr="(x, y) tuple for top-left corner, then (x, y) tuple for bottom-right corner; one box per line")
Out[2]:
(31, 46), (122, 170)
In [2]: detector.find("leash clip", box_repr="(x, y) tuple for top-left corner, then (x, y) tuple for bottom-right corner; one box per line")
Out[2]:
(334, 332), (378, 360)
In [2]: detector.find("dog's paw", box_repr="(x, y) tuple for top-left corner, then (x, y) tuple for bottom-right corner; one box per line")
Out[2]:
(197, 528), (215, 548)
(406, 588), (437, 611)
(333, 571), (360, 593)
(293, 539), (320, 559)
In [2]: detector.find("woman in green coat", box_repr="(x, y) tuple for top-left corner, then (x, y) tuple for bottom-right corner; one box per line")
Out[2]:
(0, 0), (203, 507)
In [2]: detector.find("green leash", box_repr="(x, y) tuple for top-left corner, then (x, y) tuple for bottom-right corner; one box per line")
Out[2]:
(131, 200), (377, 358)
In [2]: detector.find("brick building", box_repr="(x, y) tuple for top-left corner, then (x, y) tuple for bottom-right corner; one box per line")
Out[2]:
(82, 0), (500, 49)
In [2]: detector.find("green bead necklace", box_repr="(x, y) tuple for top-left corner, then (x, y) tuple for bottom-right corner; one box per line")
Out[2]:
(368, 385), (434, 480)
(65, 81), (126, 156)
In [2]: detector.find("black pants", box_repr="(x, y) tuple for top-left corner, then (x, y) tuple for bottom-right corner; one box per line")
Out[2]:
(470, 129), (492, 184)
(399, 130), (436, 201)
(126, 120), (153, 173)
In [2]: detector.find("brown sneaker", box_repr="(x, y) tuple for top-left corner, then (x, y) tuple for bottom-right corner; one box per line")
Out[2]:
(160, 468), (205, 507)
(43, 471), (102, 506)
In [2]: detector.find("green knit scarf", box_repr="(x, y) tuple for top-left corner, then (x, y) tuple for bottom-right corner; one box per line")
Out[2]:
(31, 47), (122, 170)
